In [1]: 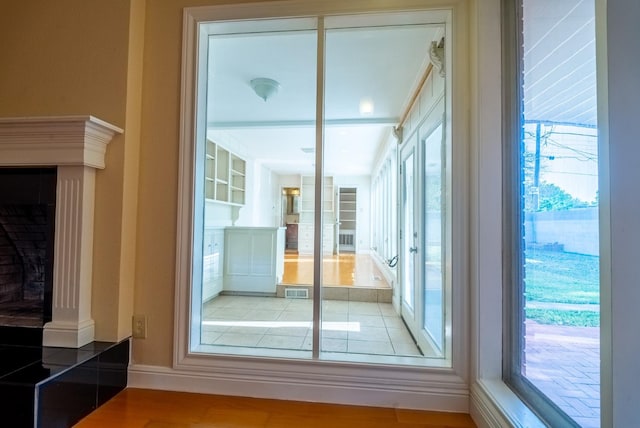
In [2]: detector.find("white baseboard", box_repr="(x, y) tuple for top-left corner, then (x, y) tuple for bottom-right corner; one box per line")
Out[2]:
(371, 253), (397, 287)
(128, 363), (469, 412)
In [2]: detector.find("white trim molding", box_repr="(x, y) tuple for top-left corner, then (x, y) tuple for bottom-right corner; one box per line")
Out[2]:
(0, 115), (122, 169)
(173, 0), (471, 419)
(0, 115), (122, 347)
(129, 362), (469, 412)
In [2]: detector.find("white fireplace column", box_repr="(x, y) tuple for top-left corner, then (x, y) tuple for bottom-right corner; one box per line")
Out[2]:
(45, 165), (98, 347)
(0, 116), (123, 348)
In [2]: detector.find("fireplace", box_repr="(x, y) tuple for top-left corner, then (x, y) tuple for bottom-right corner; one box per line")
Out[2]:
(0, 168), (56, 333)
(0, 116), (122, 347)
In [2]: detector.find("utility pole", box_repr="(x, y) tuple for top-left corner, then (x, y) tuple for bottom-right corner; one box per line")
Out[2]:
(534, 122), (541, 197)
(531, 122), (542, 244)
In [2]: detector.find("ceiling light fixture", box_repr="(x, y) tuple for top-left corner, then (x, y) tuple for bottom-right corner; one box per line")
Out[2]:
(250, 77), (281, 102)
(359, 97), (374, 115)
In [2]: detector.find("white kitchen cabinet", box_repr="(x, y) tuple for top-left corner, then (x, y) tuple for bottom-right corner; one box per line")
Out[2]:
(204, 140), (246, 205)
(223, 227), (285, 293)
(297, 224), (314, 254)
(202, 227), (225, 301)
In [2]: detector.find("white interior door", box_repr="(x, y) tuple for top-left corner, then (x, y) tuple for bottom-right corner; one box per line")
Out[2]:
(399, 98), (447, 356)
(400, 136), (420, 339)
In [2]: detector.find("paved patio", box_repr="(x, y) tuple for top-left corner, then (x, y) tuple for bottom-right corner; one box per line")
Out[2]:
(525, 320), (600, 427)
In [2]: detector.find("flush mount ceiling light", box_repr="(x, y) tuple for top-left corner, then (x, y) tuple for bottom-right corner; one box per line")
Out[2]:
(359, 97), (374, 115)
(250, 77), (281, 102)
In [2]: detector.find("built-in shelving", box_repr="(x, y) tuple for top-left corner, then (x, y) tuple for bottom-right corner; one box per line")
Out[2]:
(298, 175), (334, 254)
(204, 140), (246, 205)
(338, 187), (357, 252)
(230, 154), (246, 205)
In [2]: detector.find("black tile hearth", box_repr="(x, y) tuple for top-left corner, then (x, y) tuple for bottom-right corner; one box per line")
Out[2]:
(38, 357), (99, 428)
(0, 344), (42, 377)
(0, 338), (129, 428)
(96, 338), (130, 407)
(0, 325), (43, 347)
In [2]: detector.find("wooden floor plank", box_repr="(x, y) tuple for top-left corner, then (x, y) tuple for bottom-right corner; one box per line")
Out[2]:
(282, 253), (390, 288)
(74, 389), (476, 428)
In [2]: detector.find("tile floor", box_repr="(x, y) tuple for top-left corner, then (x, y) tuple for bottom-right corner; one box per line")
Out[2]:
(200, 295), (425, 359)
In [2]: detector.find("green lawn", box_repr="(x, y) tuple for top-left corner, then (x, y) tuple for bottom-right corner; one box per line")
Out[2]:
(525, 249), (600, 304)
(525, 308), (600, 327)
(524, 249), (600, 326)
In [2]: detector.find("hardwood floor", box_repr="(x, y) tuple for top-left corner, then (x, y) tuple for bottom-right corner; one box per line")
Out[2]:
(282, 253), (390, 288)
(75, 388), (476, 428)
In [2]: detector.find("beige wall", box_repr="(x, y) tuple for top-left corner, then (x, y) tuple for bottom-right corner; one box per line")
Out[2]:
(0, 0), (271, 368)
(0, 0), (143, 343)
(0, 0), (129, 124)
(134, 0), (271, 367)
(2, 0), (415, 369)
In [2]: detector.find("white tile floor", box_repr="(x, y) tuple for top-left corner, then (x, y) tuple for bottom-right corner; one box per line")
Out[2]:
(201, 295), (424, 358)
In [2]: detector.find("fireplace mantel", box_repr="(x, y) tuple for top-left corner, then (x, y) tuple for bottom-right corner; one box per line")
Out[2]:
(0, 115), (121, 168)
(0, 116), (123, 347)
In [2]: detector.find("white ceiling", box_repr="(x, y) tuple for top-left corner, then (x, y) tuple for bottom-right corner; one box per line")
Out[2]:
(203, 3), (597, 178)
(523, 0), (597, 126)
(206, 24), (443, 175)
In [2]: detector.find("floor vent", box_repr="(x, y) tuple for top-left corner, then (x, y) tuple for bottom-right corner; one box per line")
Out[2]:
(285, 288), (309, 299)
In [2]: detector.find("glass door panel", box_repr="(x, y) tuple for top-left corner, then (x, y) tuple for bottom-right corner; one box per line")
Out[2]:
(401, 148), (416, 313)
(199, 20), (317, 358)
(322, 18), (441, 362)
(422, 118), (445, 354)
(399, 135), (435, 357)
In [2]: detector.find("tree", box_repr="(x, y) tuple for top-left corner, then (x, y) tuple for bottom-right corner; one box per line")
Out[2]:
(534, 182), (588, 212)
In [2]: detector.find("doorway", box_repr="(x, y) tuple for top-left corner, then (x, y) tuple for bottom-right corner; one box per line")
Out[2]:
(282, 187), (300, 251)
(399, 98), (447, 356)
(337, 187), (357, 253)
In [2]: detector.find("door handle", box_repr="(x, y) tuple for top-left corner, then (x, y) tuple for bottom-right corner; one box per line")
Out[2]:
(409, 247), (418, 254)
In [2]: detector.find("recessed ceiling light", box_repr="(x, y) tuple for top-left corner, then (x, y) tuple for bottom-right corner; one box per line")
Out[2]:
(359, 97), (374, 115)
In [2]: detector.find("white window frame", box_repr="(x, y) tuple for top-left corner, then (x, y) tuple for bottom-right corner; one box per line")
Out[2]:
(501, 1), (598, 425)
(172, 0), (470, 411)
(470, 1), (640, 427)
(467, 0), (550, 425)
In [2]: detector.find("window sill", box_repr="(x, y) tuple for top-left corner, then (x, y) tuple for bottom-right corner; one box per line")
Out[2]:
(470, 379), (546, 428)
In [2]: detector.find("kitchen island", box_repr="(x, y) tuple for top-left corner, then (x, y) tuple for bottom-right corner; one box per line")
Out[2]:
(223, 226), (285, 294)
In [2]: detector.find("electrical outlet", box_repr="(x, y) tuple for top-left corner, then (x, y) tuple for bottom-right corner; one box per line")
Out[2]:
(132, 314), (147, 339)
